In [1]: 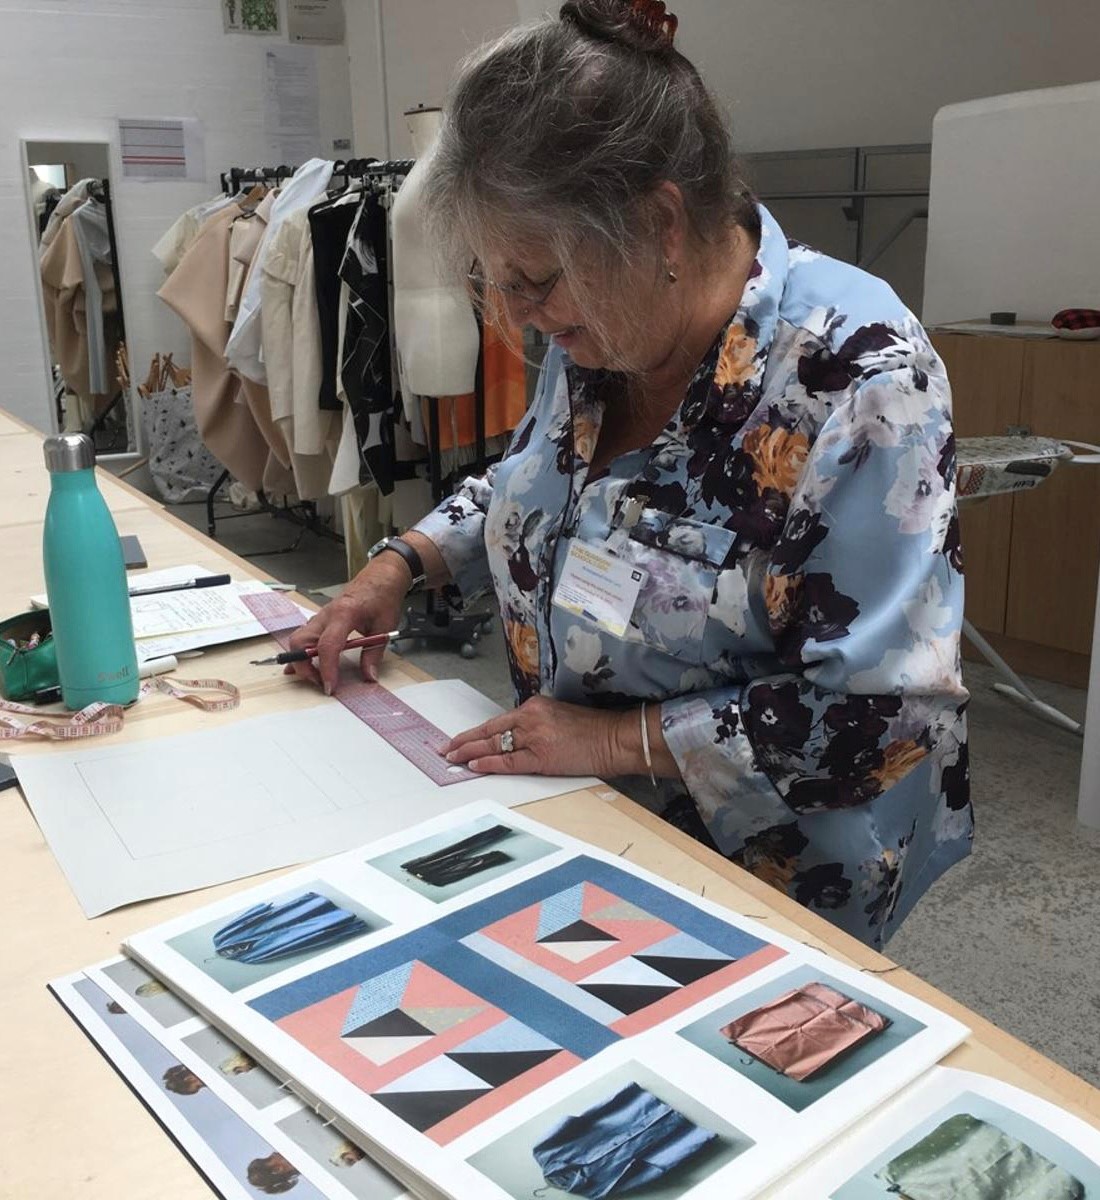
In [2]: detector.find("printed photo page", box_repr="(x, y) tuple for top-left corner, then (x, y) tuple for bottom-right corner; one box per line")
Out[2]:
(51, 965), (414, 1200)
(767, 1065), (1100, 1198)
(117, 800), (969, 1200)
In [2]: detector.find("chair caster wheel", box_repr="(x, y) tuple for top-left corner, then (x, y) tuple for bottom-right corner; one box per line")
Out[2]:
(460, 643), (477, 659)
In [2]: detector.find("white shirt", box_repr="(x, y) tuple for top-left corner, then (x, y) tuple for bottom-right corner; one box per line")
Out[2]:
(224, 157), (333, 384)
(151, 193), (236, 276)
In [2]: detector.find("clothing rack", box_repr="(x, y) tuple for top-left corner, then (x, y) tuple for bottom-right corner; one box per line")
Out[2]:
(218, 159), (416, 196)
(88, 179), (125, 345)
(206, 160), (418, 552)
(205, 159), (493, 651)
(88, 178), (129, 444)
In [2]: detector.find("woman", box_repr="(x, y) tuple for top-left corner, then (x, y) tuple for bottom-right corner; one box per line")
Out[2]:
(290, 0), (971, 949)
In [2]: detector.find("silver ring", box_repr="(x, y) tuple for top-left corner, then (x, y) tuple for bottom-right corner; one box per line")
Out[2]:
(500, 729), (515, 754)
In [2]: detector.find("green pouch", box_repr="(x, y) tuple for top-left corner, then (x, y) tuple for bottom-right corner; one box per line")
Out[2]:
(876, 1112), (1084, 1199)
(0, 610), (60, 703)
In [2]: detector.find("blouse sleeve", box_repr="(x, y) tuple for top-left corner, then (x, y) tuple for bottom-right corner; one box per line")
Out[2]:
(409, 463), (499, 603)
(660, 366), (969, 846)
(408, 343), (554, 604)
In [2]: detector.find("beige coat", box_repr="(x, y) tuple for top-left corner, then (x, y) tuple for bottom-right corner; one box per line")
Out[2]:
(39, 214), (118, 427)
(157, 204), (270, 492)
(260, 207), (339, 500)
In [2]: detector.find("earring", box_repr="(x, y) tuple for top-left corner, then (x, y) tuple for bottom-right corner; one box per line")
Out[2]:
(666, 262), (678, 283)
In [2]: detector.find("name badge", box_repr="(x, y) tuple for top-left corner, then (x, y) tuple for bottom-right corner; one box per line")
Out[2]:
(552, 541), (646, 638)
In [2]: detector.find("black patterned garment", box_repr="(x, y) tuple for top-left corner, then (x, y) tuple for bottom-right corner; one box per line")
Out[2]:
(339, 193), (397, 492)
(413, 206), (972, 948)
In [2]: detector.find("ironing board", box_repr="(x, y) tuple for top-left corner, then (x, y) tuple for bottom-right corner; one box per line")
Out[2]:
(956, 435), (1099, 737)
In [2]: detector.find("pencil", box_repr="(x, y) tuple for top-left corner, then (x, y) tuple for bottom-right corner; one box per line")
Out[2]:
(251, 630), (402, 667)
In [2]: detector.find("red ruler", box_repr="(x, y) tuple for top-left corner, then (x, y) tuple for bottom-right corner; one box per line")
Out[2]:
(242, 592), (475, 787)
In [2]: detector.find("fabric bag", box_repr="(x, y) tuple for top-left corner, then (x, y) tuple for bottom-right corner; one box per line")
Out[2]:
(876, 1112), (1084, 1199)
(720, 981), (890, 1082)
(532, 1082), (714, 1198)
(141, 383), (225, 503)
(0, 609), (59, 702)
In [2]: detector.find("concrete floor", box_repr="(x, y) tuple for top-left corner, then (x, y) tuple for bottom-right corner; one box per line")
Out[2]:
(173, 499), (1100, 1088)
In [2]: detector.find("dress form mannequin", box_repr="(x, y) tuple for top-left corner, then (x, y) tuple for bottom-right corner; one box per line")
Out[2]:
(391, 105), (480, 397)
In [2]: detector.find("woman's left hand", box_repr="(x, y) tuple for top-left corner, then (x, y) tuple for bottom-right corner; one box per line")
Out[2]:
(444, 695), (626, 777)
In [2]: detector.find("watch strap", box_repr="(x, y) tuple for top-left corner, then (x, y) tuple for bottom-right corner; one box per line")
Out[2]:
(374, 537), (426, 590)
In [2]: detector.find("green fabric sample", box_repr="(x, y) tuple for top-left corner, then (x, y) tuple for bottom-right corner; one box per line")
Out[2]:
(876, 1113), (1084, 1199)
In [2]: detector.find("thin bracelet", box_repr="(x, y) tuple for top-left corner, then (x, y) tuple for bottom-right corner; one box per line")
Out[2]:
(640, 702), (657, 788)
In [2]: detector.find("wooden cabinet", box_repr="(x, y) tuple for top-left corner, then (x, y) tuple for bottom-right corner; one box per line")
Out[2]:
(931, 332), (1100, 687)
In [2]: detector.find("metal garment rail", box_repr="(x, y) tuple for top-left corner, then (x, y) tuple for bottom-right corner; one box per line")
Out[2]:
(203, 161), (419, 551)
(205, 156), (496, 662)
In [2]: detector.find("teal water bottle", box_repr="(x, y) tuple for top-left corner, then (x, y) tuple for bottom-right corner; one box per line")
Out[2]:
(42, 434), (139, 708)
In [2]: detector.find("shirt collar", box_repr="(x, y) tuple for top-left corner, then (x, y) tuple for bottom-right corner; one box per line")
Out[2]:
(562, 204), (789, 435)
(680, 203), (789, 429)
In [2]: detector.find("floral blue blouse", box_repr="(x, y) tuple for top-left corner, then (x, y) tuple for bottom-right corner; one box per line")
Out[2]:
(414, 205), (972, 949)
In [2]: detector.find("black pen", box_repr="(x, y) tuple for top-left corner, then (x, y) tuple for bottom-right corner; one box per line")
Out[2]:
(128, 573), (232, 598)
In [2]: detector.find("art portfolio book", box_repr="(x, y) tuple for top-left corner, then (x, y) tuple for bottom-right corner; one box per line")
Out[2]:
(91, 800), (973, 1199)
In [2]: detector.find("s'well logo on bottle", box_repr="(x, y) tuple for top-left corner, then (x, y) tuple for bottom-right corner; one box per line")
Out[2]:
(97, 663), (135, 684)
(42, 434), (139, 709)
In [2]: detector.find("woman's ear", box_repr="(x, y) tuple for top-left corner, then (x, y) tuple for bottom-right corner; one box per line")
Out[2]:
(650, 180), (689, 271)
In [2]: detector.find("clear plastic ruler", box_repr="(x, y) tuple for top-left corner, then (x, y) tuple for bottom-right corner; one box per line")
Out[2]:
(242, 592), (474, 786)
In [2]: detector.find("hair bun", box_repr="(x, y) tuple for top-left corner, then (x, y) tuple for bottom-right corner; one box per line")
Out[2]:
(559, 0), (678, 54)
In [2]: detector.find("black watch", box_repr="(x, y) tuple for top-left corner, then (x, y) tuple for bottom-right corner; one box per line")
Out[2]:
(367, 536), (427, 591)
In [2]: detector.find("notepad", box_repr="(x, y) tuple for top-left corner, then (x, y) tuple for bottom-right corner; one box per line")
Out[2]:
(30, 565), (312, 661)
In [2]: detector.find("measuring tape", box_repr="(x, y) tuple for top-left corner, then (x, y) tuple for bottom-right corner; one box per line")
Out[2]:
(241, 592), (474, 787)
(0, 675), (239, 742)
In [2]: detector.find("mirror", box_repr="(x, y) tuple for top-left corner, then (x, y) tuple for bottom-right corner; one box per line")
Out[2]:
(23, 139), (135, 456)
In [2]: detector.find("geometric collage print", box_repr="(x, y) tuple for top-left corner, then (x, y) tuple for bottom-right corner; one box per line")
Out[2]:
(266, 863), (785, 1146)
(465, 881), (741, 1034)
(339, 959), (569, 1140)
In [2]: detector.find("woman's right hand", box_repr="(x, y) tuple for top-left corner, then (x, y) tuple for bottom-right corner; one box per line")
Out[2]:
(284, 558), (411, 694)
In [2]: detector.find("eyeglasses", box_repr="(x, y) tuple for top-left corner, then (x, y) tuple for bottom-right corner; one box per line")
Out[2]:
(467, 261), (563, 308)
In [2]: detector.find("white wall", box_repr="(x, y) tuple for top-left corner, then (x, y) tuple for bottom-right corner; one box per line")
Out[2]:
(923, 81), (1100, 325)
(676, 0), (1100, 153)
(0, 0), (353, 433)
(348, 0), (518, 159)
(352, 1), (1100, 155)
(345, 1), (1100, 318)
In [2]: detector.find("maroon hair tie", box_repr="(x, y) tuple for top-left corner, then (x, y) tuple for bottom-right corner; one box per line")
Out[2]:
(626, 0), (678, 47)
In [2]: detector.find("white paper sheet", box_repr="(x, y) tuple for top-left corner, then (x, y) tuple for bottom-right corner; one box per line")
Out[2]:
(14, 680), (596, 917)
(766, 1066), (1100, 1197)
(130, 584), (274, 639)
(31, 566), (312, 662)
(288, 0), (345, 45)
(52, 965), (413, 1200)
(265, 45), (322, 163)
(119, 117), (205, 182)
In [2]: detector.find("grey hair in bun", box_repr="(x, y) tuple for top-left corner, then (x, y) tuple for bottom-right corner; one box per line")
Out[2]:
(422, 0), (756, 367)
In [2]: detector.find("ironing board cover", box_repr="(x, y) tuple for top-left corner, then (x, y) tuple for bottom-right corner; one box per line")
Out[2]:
(719, 981), (889, 1082)
(875, 1112), (1084, 1199)
(956, 436), (1072, 500)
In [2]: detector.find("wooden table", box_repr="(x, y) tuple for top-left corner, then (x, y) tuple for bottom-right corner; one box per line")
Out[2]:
(0, 412), (1097, 1200)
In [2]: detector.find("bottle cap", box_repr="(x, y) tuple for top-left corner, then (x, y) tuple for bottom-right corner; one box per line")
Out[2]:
(43, 433), (96, 473)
